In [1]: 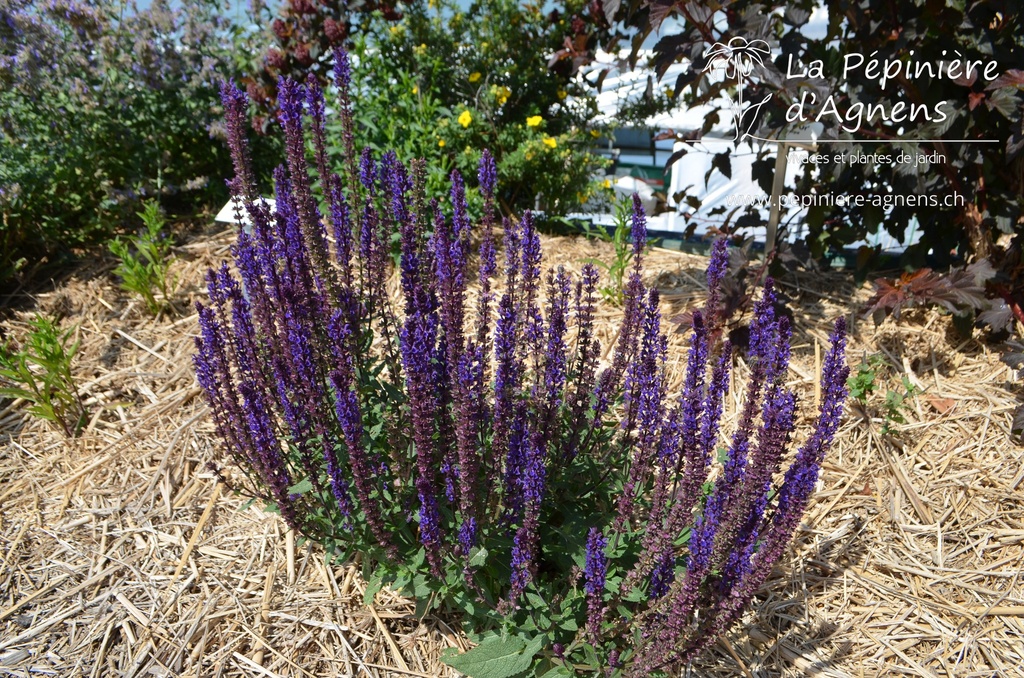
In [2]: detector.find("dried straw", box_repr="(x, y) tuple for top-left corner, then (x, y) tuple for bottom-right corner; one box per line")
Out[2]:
(1, 226), (1021, 676)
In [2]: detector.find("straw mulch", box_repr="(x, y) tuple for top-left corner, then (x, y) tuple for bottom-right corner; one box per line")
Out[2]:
(1, 225), (1022, 677)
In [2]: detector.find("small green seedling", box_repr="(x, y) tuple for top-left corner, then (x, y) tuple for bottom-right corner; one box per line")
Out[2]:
(847, 354), (885, 405)
(847, 354), (920, 435)
(109, 200), (174, 314)
(0, 315), (88, 437)
(881, 375), (920, 436)
(585, 197), (645, 306)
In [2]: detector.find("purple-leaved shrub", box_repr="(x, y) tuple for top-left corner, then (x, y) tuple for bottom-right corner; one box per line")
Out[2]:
(194, 50), (850, 676)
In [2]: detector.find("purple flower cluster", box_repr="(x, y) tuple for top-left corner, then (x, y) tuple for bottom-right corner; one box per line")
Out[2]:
(196, 49), (849, 674)
(624, 245), (850, 671)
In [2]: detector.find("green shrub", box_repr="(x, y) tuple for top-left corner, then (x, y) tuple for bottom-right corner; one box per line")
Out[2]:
(0, 0), (265, 282)
(356, 0), (606, 215)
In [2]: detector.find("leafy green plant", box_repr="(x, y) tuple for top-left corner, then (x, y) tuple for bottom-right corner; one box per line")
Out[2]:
(847, 354), (919, 435)
(0, 315), (87, 437)
(584, 197), (644, 306)
(255, 0), (607, 216)
(108, 200), (174, 314)
(847, 354), (884, 405)
(881, 376), (920, 436)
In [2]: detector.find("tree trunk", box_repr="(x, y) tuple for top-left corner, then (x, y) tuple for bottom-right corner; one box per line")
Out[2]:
(961, 202), (992, 261)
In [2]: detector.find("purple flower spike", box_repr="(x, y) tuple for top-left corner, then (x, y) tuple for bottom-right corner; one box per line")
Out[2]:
(332, 48), (352, 91)
(359, 148), (377, 192)
(305, 73), (330, 187)
(584, 527), (608, 642)
(540, 267), (571, 441)
(648, 549), (675, 600)
(277, 77), (335, 296)
(478, 149), (497, 197)
(704, 237), (729, 330)
(332, 49), (359, 196)
(220, 81), (257, 202)
(616, 289), (666, 529)
(771, 317), (849, 538)
(630, 193), (647, 263)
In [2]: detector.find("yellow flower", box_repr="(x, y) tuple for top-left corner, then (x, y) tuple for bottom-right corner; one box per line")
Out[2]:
(438, 139), (445, 148)
(412, 85), (419, 95)
(602, 178), (612, 189)
(557, 89), (567, 100)
(469, 72), (482, 83)
(481, 41), (489, 50)
(526, 115), (542, 127)
(525, 151), (534, 160)
(458, 110), (473, 127)
(590, 129), (601, 138)
(390, 25), (401, 36)
(493, 85), (511, 106)
(542, 136), (557, 149)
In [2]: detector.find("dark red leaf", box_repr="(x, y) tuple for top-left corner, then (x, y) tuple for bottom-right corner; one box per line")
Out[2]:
(986, 69), (1024, 91)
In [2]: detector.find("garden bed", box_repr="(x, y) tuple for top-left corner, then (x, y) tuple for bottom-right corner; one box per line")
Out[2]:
(1, 226), (1021, 677)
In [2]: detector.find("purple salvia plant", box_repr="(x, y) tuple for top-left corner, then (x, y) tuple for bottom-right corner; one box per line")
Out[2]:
(475, 150), (499, 353)
(489, 219), (523, 500)
(703, 236), (729, 334)
(397, 207), (446, 572)
(198, 63), (850, 676)
(624, 311), (708, 591)
(277, 77), (336, 298)
(702, 280), (783, 571)
(326, 174), (354, 288)
(631, 316), (848, 674)
(505, 418), (547, 609)
(539, 266), (571, 444)
(305, 73), (332, 191)
(587, 196), (648, 453)
(328, 310), (395, 556)
(517, 212), (544, 356)
(562, 262), (601, 461)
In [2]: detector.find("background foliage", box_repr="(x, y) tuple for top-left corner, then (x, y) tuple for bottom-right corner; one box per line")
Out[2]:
(249, 0), (609, 216)
(0, 0), (266, 283)
(568, 2), (1023, 273)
